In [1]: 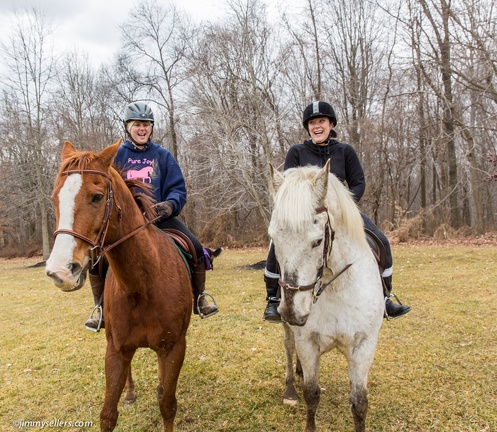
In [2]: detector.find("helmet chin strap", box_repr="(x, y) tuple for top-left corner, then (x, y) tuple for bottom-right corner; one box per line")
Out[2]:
(312, 132), (333, 146)
(126, 128), (153, 149)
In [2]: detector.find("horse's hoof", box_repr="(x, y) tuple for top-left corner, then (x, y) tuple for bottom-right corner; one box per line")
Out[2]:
(123, 395), (136, 406)
(283, 398), (298, 406)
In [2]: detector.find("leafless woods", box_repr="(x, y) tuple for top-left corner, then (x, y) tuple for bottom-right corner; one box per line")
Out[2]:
(1, 0), (496, 258)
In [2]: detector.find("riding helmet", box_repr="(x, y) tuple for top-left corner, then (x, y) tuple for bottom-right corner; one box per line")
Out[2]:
(123, 102), (154, 126)
(302, 101), (337, 131)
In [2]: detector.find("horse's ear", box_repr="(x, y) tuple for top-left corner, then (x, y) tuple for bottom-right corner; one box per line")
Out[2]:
(61, 141), (77, 161)
(314, 159), (330, 201)
(269, 163), (285, 196)
(98, 139), (122, 168)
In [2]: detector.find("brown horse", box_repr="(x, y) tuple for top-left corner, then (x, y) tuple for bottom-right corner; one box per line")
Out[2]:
(45, 140), (192, 432)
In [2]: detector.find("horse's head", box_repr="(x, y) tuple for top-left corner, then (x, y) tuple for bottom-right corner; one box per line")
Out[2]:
(45, 140), (121, 291)
(268, 161), (332, 326)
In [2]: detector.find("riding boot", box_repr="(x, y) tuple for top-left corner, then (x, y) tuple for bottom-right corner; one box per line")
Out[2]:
(383, 275), (411, 319)
(192, 260), (219, 319)
(263, 275), (281, 323)
(85, 273), (105, 331)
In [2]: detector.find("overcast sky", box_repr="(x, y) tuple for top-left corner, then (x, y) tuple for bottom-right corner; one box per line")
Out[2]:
(0, 0), (232, 68)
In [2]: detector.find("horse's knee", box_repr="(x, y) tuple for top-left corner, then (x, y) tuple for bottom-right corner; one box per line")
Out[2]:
(350, 386), (368, 431)
(302, 381), (320, 408)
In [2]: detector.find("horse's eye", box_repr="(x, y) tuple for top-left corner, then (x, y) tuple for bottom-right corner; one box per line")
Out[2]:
(92, 194), (104, 204)
(312, 239), (323, 248)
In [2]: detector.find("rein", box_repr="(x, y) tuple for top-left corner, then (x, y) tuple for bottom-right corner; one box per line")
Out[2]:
(278, 206), (353, 303)
(53, 169), (159, 268)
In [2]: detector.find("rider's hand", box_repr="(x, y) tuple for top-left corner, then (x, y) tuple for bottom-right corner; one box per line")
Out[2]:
(153, 201), (174, 219)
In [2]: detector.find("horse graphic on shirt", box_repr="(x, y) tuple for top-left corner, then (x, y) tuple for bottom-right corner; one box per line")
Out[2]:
(126, 166), (153, 183)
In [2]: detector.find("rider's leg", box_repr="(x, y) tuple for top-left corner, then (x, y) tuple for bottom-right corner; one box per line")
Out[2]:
(263, 242), (281, 323)
(383, 274), (411, 318)
(85, 259), (108, 331)
(158, 217), (219, 318)
(191, 258), (218, 318)
(362, 214), (411, 319)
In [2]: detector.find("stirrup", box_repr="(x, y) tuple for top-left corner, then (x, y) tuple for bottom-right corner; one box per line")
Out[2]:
(85, 304), (103, 332)
(384, 293), (406, 321)
(197, 292), (218, 319)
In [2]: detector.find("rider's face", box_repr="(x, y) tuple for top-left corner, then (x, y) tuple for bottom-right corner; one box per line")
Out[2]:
(128, 121), (152, 146)
(308, 117), (333, 145)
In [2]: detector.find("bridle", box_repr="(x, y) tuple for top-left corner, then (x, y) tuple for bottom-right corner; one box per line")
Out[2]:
(278, 206), (352, 303)
(53, 169), (158, 268)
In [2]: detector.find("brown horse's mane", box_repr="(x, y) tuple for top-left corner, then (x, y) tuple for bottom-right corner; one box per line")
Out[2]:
(57, 150), (157, 221)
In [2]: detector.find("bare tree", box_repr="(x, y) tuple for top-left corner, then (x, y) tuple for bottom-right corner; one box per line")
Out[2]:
(118, 0), (191, 159)
(0, 8), (56, 258)
(53, 53), (122, 151)
(184, 0), (290, 242)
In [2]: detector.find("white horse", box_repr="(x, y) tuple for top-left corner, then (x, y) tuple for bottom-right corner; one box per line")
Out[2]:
(268, 160), (384, 432)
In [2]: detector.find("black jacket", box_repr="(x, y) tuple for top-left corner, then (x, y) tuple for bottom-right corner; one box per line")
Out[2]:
(284, 139), (365, 202)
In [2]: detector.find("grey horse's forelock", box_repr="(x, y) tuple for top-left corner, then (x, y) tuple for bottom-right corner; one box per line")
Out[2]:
(272, 166), (368, 250)
(271, 167), (319, 232)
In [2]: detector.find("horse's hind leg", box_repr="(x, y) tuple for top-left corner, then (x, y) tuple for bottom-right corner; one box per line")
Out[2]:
(157, 337), (187, 432)
(100, 344), (135, 432)
(283, 323), (298, 405)
(123, 367), (136, 405)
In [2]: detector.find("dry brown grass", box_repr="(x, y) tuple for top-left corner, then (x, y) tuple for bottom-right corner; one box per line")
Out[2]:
(0, 245), (496, 431)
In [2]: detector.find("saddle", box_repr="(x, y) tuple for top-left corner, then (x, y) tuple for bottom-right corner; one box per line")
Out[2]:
(163, 228), (198, 268)
(365, 228), (389, 297)
(365, 228), (386, 271)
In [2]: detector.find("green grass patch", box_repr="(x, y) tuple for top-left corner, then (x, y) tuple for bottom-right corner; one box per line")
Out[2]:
(0, 246), (496, 431)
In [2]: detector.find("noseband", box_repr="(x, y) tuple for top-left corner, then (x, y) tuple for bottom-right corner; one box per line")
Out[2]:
(278, 206), (352, 303)
(53, 169), (157, 268)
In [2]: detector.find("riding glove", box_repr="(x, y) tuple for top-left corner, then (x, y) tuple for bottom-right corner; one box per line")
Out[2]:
(153, 201), (174, 219)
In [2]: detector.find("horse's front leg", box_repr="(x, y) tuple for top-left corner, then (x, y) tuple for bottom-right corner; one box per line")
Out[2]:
(295, 338), (321, 432)
(283, 323), (299, 405)
(157, 336), (187, 432)
(346, 340), (377, 432)
(100, 343), (135, 432)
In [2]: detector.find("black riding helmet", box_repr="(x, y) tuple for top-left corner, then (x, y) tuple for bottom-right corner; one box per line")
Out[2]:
(302, 101), (337, 132)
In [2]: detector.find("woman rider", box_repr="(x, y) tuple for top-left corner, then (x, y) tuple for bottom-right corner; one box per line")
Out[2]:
(85, 102), (218, 331)
(263, 101), (411, 322)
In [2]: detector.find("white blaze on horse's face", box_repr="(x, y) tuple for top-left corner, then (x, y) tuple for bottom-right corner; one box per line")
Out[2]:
(45, 174), (88, 291)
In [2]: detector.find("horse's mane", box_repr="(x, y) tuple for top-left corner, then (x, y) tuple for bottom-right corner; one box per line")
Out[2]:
(56, 150), (156, 221)
(273, 166), (368, 249)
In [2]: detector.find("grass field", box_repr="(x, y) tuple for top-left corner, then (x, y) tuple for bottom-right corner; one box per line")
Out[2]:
(0, 245), (496, 431)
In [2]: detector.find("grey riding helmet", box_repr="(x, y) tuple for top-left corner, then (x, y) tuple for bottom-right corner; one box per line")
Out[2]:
(123, 102), (154, 128)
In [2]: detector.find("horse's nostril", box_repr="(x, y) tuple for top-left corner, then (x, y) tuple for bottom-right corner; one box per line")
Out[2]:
(69, 262), (82, 276)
